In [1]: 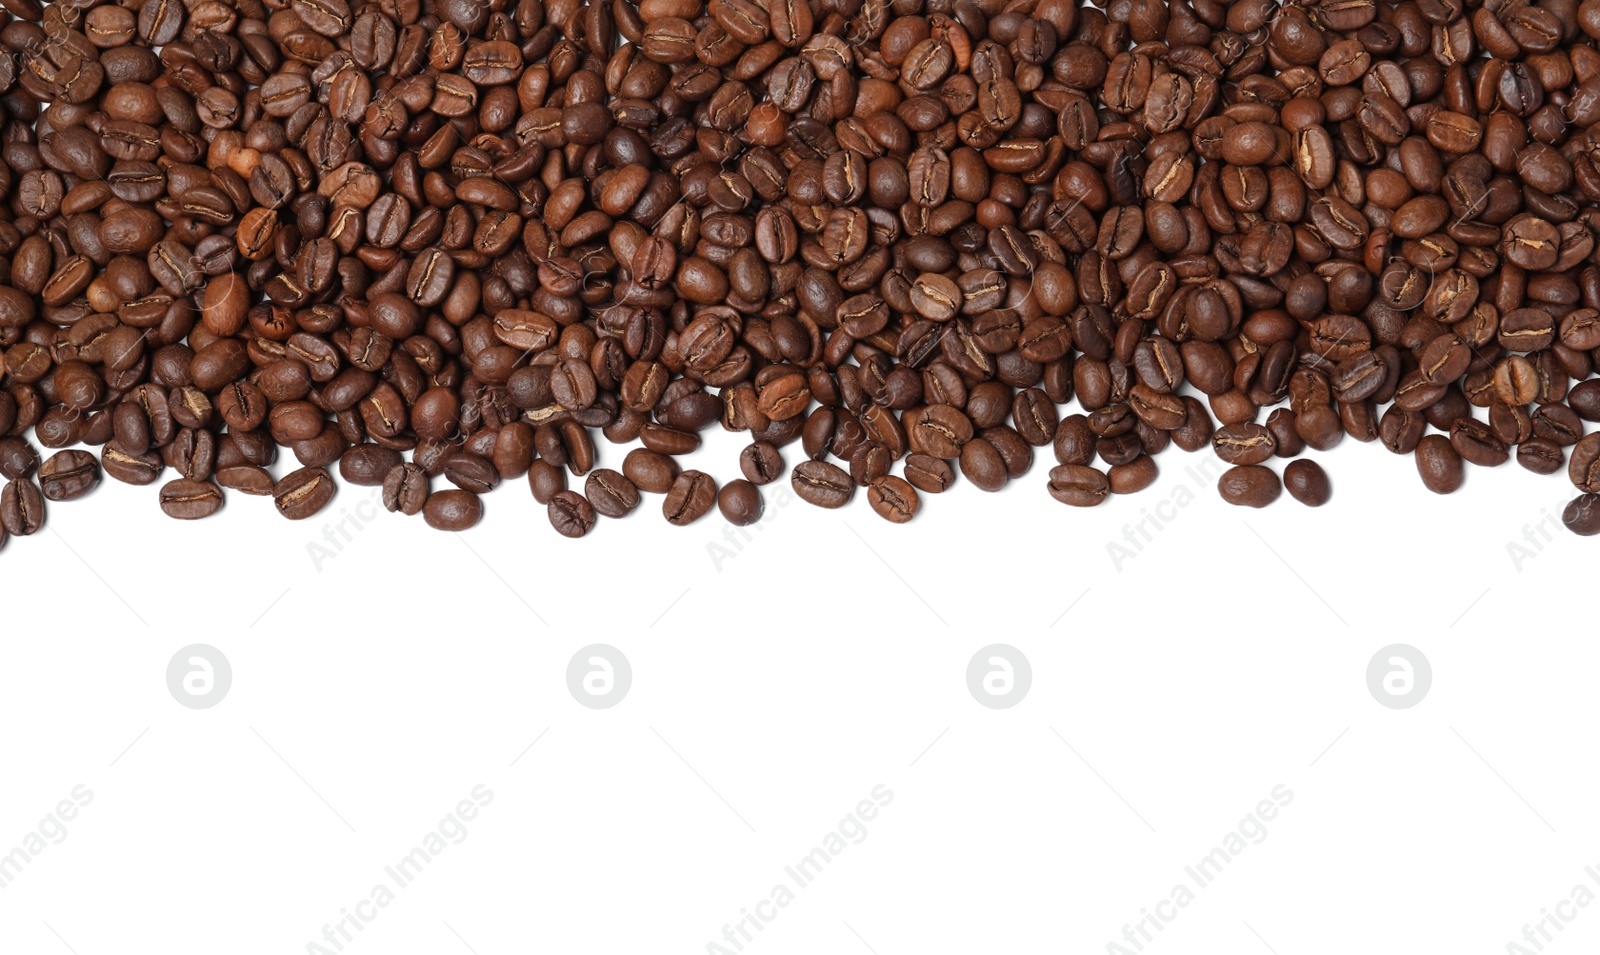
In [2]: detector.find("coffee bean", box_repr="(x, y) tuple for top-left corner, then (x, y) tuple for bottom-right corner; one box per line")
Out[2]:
(867, 475), (919, 523)
(340, 445), (403, 487)
(904, 454), (955, 494)
(159, 479), (225, 520)
(1047, 465), (1109, 507)
(0, 0), (1592, 549)
(216, 465), (275, 497)
(1563, 494), (1600, 536)
(1218, 466), (1282, 508)
(1212, 424), (1276, 466)
(717, 479), (764, 526)
(274, 467), (336, 520)
(739, 442), (784, 486)
(424, 490), (484, 531)
(1283, 460), (1332, 507)
(585, 469), (641, 518)
(1417, 435), (1465, 494)
(528, 460), (568, 505)
(663, 470), (717, 525)
(0, 479), (46, 536)
(548, 490), (597, 538)
(791, 460), (854, 509)
(383, 463), (429, 515)
(623, 449), (678, 494)
(37, 450), (100, 502)
(0, 439), (40, 481)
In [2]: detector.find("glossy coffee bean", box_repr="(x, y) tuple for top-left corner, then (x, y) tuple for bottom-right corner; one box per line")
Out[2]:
(717, 479), (764, 526)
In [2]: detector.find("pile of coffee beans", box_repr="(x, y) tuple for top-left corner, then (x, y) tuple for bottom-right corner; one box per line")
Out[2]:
(6, 0), (1600, 544)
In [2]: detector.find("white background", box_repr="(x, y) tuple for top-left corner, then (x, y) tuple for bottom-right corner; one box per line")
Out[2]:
(0, 421), (1593, 955)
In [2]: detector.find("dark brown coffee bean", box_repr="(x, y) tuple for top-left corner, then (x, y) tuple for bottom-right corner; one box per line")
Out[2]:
(1047, 465), (1109, 507)
(0, 479), (45, 536)
(274, 467), (336, 520)
(1283, 460), (1332, 506)
(1563, 494), (1600, 536)
(424, 489), (483, 532)
(664, 470), (718, 525)
(867, 475), (919, 523)
(791, 460), (854, 508)
(159, 479), (224, 520)
(549, 490), (597, 538)
(585, 469), (641, 518)
(739, 441), (784, 486)
(904, 453), (955, 494)
(718, 479), (764, 526)
(1218, 465), (1282, 508)
(37, 450), (100, 502)
(1417, 435), (1465, 494)
(383, 463), (430, 516)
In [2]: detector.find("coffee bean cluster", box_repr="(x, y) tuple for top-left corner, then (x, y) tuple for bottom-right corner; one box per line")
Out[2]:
(5, 0), (1600, 545)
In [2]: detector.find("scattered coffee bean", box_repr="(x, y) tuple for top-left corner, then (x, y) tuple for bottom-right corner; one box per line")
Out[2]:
(717, 479), (764, 526)
(548, 490), (597, 539)
(274, 467), (336, 521)
(1218, 466), (1282, 509)
(424, 490), (484, 532)
(1564, 494), (1600, 536)
(1283, 461), (1332, 508)
(867, 476), (919, 524)
(663, 471), (717, 526)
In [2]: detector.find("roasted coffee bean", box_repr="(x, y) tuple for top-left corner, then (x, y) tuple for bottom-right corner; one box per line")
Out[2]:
(904, 454), (954, 494)
(867, 475), (919, 523)
(664, 470), (718, 525)
(1417, 435), (1466, 494)
(623, 449), (678, 494)
(274, 467), (336, 520)
(1047, 465), (1109, 507)
(739, 442), (784, 486)
(0, 479), (45, 536)
(586, 469), (641, 518)
(341, 445), (404, 487)
(1563, 494), (1600, 536)
(424, 490), (483, 531)
(549, 490), (597, 538)
(0, 0), (1594, 549)
(383, 464), (430, 516)
(159, 479), (224, 520)
(37, 450), (100, 502)
(1218, 466), (1282, 508)
(1213, 424), (1276, 465)
(1283, 460), (1332, 507)
(717, 479), (764, 526)
(791, 460), (854, 508)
